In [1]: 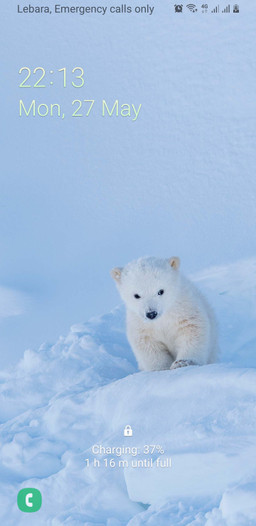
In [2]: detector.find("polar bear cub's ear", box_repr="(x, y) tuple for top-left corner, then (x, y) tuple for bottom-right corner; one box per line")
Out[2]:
(110, 267), (123, 282)
(169, 257), (180, 270)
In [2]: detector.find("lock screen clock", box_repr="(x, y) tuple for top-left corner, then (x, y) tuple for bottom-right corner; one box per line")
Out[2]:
(18, 67), (85, 88)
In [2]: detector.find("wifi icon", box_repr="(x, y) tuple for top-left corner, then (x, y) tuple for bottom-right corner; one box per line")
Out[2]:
(186, 3), (197, 11)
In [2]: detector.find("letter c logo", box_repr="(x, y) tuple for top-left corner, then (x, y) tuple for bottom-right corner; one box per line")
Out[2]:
(25, 493), (33, 507)
(17, 488), (42, 512)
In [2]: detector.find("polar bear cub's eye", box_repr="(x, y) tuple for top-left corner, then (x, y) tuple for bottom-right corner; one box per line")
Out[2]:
(134, 294), (141, 299)
(158, 289), (164, 295)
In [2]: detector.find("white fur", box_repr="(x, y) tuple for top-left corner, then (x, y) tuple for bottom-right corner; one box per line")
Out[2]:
(111, 257), (219, 371)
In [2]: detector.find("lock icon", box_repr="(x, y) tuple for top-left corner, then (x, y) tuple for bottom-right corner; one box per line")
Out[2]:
(124, 425), (133, 437)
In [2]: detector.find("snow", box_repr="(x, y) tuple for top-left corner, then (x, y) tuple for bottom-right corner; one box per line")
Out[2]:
(1, 258), (256, 524)
(1, 0), (256, 522)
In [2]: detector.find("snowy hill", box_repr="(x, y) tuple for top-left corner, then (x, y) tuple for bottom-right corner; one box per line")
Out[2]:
(0, 258), (256, 525)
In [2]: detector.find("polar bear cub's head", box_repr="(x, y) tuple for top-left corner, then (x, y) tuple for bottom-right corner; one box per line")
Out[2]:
(111, 256), (181, 321)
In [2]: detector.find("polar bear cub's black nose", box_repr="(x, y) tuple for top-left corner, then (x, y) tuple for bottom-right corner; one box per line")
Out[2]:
(146, 311), (158, 320)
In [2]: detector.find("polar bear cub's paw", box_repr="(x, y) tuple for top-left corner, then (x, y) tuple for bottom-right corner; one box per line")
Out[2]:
(170, 359), (197, 370)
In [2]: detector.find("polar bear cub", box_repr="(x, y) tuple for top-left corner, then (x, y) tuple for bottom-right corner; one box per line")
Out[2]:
(111, 256), (219, 371)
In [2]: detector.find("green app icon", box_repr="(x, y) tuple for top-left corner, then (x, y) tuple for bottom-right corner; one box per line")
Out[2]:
(17, 488), (42, 513)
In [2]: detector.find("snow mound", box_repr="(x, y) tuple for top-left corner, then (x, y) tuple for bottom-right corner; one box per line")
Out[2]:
(0, 258), (256, 525)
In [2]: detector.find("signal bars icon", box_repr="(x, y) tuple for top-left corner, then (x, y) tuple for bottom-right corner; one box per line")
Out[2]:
(211, 4), (219, 12)
(222, 4), (230, 12)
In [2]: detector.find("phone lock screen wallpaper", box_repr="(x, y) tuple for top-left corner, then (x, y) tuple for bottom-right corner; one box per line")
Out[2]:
(0, 1), (256, 524)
